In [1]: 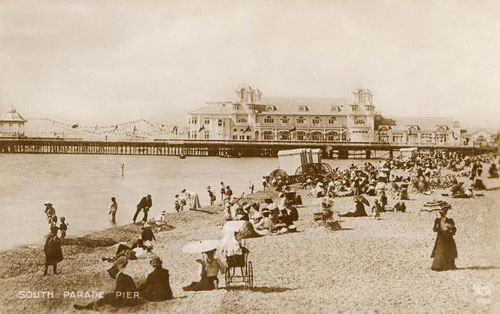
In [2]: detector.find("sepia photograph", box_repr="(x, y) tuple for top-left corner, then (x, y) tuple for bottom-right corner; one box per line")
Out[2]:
(0, 0), (499, 313)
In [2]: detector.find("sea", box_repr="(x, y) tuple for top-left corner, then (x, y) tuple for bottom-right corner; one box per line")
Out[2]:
(0, 154), (367, 251)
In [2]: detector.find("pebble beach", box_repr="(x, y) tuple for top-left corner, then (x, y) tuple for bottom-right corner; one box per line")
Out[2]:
(0, 177), (499, 314)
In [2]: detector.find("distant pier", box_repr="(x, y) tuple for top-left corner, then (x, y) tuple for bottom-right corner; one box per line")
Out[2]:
(0, 138), (493, 158)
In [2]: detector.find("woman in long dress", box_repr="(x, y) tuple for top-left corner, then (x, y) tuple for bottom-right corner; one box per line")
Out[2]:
(431, 209), (458, 271)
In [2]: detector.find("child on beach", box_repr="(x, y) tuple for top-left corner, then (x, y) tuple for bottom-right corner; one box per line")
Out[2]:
(220, 182), (226, 203)
(174, 194), (182, 212)
(207, 186), (216, 205)
(59, 217), (68, 240)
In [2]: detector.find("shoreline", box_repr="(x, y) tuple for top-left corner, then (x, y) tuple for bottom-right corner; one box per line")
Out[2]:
(1, 179), (499, 313)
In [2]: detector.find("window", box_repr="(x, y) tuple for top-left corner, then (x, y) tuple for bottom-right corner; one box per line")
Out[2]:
(312, 132), (322, 141)
(296, 117), (305, 124)
(191, 117), (198, 124)
(312, 117), (321, 125)
(204, 130), (210, 139)
(263, 131), (274, 140)
(239, 135), (245, 140)
(355, 119), (365, 125)
(328, 117), (336, 124)
(281, 116), (290, 123)
(351, 105), (358, 112)
(296, 132), (305, 140)
(218, 119), (224, 127)
(232, 135), (238, 140)
(233, 128), (237, 132)
(238, 118), (247, 123)
(264, 116), (274, 123)
(204, 118), (210, 125)
(298, 106), (309, 112)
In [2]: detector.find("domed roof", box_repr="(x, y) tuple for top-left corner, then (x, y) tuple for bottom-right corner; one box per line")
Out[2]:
(235, 83), (254, 92)
(0, 105), (27, 122)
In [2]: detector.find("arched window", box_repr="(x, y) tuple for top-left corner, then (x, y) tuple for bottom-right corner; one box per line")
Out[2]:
(312, 117), (321, 125)
(328, 117), (336, 124)
(281, 116), (290, 123)
(263, 131), (274, 140)
(296, 117), (305, 124)
(264, 116), (274, 123)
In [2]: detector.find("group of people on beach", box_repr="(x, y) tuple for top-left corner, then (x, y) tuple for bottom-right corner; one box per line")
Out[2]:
(42, 202), (68, 275)
(37, 150), (498, 313)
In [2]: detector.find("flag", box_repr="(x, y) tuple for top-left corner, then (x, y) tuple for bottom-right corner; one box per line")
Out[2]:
(243, 126), (251, 133)
(289, 127), (297, 132)
(198, 125), (205, 132)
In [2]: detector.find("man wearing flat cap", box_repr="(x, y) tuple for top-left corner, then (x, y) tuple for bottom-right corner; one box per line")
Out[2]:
(138, 256), (173, 301)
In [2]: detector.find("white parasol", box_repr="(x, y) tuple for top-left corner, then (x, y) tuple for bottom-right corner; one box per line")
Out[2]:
(182, 240), (220, 254)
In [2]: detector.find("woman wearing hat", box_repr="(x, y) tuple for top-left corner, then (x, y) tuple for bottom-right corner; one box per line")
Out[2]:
(183, 249), (225, 291)
(431, 208), (458, 271)
(43, 226), (63, 275)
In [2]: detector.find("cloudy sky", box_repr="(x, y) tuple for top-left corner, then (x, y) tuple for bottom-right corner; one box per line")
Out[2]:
(1, 0), (499, 128)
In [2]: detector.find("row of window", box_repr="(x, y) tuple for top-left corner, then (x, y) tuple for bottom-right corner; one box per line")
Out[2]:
(262, 116), (346, 124)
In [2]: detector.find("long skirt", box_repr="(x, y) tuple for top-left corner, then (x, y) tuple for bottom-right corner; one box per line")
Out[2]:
(431, 234), (458, 271)
(190, 194), (201, 210)
(183, 276), (217, 291)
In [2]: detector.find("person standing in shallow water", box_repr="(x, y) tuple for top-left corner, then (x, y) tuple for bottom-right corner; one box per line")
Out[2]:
(109, 197), (118, 224)
(431, 209), (458, 271)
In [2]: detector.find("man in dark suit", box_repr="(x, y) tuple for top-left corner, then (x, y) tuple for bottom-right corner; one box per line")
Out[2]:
(133, 194), (153, 223)
(74, 256), (141, 310)
(138, 256), (173, 301)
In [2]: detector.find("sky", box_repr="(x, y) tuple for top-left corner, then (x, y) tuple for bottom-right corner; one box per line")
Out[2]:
(1, 0), (500, 128)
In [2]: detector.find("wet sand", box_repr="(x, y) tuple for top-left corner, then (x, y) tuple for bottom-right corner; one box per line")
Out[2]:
(0, 178), (499, 314)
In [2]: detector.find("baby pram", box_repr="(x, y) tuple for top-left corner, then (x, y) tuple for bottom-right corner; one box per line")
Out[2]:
(221, 221), (254, 289)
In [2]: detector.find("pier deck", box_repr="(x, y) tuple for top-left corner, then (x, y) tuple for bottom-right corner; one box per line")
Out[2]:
(0, 138), (493, 158)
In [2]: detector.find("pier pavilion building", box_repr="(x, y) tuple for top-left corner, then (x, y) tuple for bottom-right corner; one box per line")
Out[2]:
(0, 105), (27, 137)
(187, 84), (376, 142)
(375, 116), (463, 146)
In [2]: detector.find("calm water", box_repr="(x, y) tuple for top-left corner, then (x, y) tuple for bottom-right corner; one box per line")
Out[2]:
(0, 154), (364, 251)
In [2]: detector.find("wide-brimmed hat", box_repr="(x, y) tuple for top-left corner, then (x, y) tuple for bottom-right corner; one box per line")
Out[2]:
(44, 201), (52, 206)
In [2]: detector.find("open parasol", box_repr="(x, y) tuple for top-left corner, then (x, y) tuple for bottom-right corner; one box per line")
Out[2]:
(354, 195), (370, 206)
(182, 240), (220, 254)
(421, 200), (452, 212)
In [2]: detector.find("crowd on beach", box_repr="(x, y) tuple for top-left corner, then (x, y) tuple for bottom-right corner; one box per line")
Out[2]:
(37, 150), (499, 311)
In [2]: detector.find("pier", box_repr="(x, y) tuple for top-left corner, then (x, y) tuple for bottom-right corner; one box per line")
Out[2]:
(0, 138), (493, 158)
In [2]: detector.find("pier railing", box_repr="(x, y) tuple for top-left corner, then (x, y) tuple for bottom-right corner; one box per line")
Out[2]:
(0, 137), (493, 158)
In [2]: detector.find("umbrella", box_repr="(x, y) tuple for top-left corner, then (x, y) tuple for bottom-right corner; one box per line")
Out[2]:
(354, 195), (370, 206)
(421, 200), (452, 212)
(182, 240), (220, 254)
